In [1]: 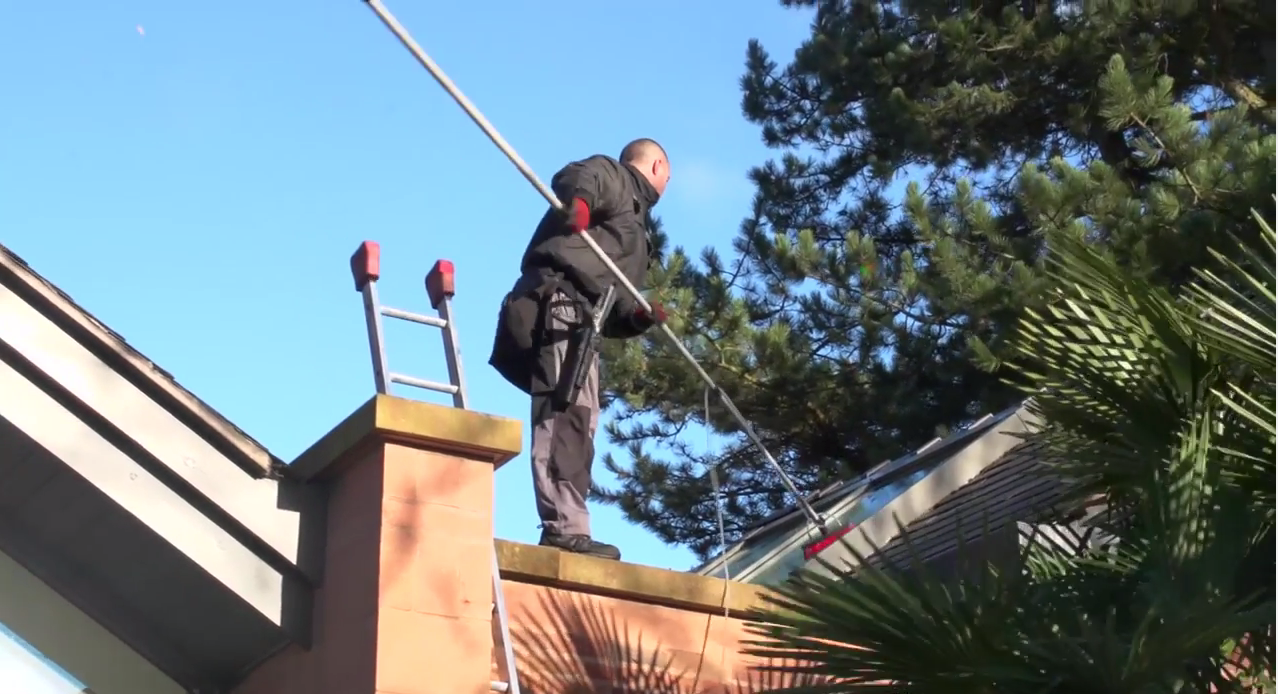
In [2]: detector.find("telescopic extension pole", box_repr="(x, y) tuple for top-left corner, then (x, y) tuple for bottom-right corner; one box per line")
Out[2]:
(361, 0), (829, 534)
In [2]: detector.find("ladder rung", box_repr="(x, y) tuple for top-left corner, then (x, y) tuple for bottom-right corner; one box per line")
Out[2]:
(380, 305), (447, 328)
(491, 682), (509, 693)
(389, 373), (460, 394)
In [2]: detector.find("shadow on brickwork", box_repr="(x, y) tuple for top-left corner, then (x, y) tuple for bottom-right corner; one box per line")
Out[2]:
(506, 589), (825, 694)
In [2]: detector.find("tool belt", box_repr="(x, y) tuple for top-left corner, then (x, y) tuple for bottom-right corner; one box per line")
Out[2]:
(487, 268), (614, 401)
(552, 283), (616, 410)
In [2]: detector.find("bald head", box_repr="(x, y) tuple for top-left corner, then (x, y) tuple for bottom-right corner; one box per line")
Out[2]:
(619, 138), (671, 199)
(620, 138), (666, 164)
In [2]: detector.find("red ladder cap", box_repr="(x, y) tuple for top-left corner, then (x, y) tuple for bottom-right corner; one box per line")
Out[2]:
(350, 241), (381, 291)
(425, 259), (456, 309)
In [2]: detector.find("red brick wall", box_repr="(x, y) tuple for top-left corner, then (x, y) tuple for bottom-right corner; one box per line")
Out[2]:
(494, 580), (823, 694)
(231, 397), (813, 694)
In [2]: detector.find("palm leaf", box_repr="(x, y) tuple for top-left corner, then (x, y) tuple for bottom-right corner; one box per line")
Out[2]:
(1009, 232), (1217, 517)
(743, 522), (1268, 694)
(742, 527), (1046, 694)
(1185, 208), (1277, 375)
(1183, 208), (1277, 514)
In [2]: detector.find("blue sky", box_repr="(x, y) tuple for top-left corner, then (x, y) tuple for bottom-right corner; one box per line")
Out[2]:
(0, 624), (81, 694)
(1, 0), (813, 685)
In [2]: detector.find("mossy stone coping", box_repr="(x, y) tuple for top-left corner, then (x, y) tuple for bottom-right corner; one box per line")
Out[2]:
(290, 394), (523, 480)
(496, 540), (768, 618)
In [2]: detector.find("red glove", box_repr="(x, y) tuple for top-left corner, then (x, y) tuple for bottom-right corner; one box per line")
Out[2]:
(564, 197), (590, 234)
(631, 302), (666, 331)
(645, 303), (667, 323)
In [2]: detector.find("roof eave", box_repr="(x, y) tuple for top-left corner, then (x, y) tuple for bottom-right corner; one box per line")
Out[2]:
(0, 244), (279, 478)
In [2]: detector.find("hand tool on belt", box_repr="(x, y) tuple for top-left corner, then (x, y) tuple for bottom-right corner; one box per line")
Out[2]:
(553, 284), (616, 411)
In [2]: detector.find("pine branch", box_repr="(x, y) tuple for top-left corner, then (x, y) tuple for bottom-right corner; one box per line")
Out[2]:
(1127, 111), (1205, 204)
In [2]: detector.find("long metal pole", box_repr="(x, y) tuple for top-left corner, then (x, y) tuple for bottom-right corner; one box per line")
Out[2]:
(360, 0), (828, 533)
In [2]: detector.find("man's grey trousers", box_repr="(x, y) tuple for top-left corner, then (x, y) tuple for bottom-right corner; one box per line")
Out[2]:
(529, 289), (600, 537)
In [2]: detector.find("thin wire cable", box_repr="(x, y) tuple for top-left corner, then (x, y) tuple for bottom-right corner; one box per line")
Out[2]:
(701, 387), (731, 694)
(361, 0), (827, 533)
(681, 388), (735, 694)
(707, 387), (732, 588)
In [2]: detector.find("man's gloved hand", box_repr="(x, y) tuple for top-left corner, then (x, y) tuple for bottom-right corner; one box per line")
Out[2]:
(629, 302), (667, 332)
(562, 197), (591, 234)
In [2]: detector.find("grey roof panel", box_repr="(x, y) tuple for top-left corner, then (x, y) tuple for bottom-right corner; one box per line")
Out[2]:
(0, 243), (278, 477)
(804, 404), (1041, 576)
(693, 403), (1032, 581)
(866, 438), (1075, 570)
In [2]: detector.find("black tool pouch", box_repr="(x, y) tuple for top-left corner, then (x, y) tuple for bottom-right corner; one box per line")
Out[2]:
(552, 284), (616, 410)
(489, 271), (568, 395)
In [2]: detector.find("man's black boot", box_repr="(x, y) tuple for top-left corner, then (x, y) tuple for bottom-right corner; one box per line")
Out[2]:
(539, 530), (622, 561)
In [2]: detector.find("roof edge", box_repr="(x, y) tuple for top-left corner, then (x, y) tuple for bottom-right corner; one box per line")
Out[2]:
(0, 244), (279, 477)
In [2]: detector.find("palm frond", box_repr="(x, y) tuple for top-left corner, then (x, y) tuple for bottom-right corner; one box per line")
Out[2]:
(743, 527), (1042, 694)
(1185, 208), (1277, 375)
(1183, 208), (1277, 514)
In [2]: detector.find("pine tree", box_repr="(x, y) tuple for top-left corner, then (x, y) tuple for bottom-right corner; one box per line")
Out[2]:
(597, 0), (1275, 558)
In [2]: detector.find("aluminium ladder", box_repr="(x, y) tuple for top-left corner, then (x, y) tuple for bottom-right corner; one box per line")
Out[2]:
(349, 240), (521, 694)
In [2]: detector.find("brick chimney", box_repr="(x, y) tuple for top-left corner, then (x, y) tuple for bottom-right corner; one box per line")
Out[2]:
(232, 394), (521, 694)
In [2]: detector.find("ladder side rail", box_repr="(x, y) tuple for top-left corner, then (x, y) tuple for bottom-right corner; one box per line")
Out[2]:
(425, 260), (467, 409)
(489, 548), (521, 694)
(362, 281), (392, 395)
(351, 241), (392, 395)
(423, 262), (520, 694)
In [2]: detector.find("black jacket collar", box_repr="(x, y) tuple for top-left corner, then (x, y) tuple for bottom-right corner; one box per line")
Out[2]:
(624, 163), (661, 208)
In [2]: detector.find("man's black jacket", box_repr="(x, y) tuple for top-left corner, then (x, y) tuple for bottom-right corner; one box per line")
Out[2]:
(520, 154), (659, 338)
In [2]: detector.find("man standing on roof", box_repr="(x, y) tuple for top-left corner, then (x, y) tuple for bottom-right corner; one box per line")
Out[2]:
(488, 139), (671, 561)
